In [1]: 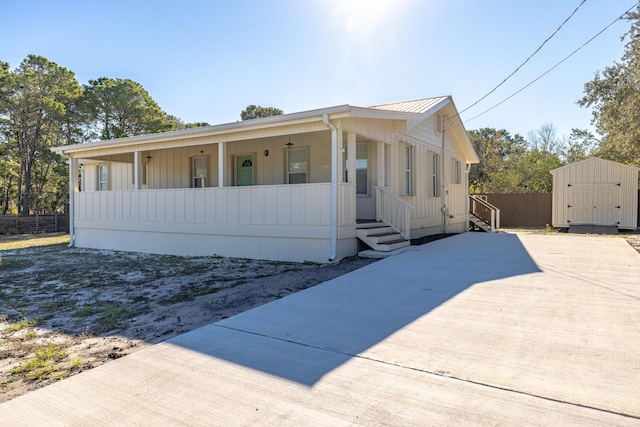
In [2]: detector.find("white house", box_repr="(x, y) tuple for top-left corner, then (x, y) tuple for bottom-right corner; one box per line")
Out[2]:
(53, 96), (479, 263)
(551, 157), (639, 231)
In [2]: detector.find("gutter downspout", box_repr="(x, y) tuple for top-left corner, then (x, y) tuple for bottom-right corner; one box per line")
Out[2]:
(441, 118), (447, 233)
(322, 114), (338, 262)
(465, 162), (471, 233)
(65, 153), (75, 248)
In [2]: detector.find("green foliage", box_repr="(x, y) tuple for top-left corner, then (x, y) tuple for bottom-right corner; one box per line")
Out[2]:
(0, 55), (82, 214)
(468, 124), (564, 193)
(240, 104), (283, 120)
(0, 55), (189, 214)
(578, 6), (640, 166)
(563, 129), (598, 164)
(82, 77), (175, 140)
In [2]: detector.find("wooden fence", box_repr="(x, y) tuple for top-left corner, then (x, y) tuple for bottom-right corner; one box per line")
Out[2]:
(0, 214), (68, 234)
(482, 193), (552, 228)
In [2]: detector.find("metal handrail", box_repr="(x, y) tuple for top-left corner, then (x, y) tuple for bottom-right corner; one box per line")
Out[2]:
(375, 187), (412, 239)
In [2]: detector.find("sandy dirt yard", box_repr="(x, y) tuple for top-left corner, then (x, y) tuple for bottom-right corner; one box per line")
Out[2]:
(0, 234), (376, 403)
(2, 231), (639, 404)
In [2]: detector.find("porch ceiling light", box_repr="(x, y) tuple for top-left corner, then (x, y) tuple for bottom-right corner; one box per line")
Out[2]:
(285, 136), (294, 150)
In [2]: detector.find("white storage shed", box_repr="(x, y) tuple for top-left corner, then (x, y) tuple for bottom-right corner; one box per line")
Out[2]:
(551, 158), (639, 230)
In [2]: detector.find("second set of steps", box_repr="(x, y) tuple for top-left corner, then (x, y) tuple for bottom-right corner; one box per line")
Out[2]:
(356, 222), (410, 252)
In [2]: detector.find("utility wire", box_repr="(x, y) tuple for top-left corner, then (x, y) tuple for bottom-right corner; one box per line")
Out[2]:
(464, 1), (639, 124)
(459, 0), (587, 115)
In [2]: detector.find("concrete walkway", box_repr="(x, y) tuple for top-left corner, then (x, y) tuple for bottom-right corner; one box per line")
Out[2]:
(2, 232), (639, 426)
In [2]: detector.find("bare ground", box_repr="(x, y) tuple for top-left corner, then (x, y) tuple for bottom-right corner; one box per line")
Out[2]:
(0, 234), (376, 403)
(2, 231), (639, 404)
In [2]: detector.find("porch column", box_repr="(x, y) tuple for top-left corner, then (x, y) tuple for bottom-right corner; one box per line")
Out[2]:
(218, 142), (226, 187)
(133, 151), (142, 190)
(68, 156), (78, 247)
(377, 142), (385, 187)
(337, 130), (344, 182)
(346, 132), (356, 184)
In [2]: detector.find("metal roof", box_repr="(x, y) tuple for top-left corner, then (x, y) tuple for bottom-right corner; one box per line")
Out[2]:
(369, 96), (449, 114)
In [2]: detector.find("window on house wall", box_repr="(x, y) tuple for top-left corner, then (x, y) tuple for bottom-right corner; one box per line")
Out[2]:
(452, 159), (461, 184)
(192, 156), (207, 188)
(402, 145), (413, 196)
(287, 147), (308, 184)
(435, 113), (443, 135)
(97, 165), (108, 191)
(430, 153), (441, 197)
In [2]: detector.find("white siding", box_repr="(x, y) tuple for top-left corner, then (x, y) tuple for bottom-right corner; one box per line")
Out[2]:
(72, 183), (356, 263)
(397, 109), (470, 238)
(551, 158), (639, 229)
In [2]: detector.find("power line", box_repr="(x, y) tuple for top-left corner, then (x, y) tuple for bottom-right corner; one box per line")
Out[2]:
(459, 0), (587, 115)
(464, 1), (639, 124)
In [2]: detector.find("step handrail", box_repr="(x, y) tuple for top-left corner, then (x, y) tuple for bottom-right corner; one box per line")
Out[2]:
(469, 195), (500, 232)
(375, 187), (412, 239)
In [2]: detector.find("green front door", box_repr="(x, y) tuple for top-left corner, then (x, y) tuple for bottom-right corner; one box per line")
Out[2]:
(236, 155), (254, 186)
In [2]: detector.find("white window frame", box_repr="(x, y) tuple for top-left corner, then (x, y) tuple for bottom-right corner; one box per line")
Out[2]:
(286, 147), (309, 184)
(402, 145), (413, 196)
(97, 164), (108, 191)
(430, 153), (441, 197)
(452, 159), (461, 184)
(192, 156), (208, 188)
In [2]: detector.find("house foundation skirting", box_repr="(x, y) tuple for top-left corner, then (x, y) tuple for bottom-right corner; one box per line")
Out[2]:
(73, 227), (357, 264)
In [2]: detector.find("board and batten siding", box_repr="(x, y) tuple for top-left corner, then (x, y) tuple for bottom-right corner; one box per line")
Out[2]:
(398, 113), (469, 237)
(82, 132), (335, 191)
(551, 158), (639, 229)
(72, 183), (357, 263)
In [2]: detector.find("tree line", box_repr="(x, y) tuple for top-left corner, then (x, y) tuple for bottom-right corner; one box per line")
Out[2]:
(1, 7), (638, 214)
(470, 6), (640, 194)
(0, 55), (208, 215)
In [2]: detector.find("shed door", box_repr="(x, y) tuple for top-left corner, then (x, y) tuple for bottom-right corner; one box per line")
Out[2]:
(567, 184), (593, 224)
(593, 184), (620, 225)
(567, 183), (620, 225)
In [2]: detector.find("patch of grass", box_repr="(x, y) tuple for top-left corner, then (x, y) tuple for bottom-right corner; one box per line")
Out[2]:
(0, 233), (69, 251)
(11, 344), (67, 381)
(69, 357), (84, 371)
(74, 306), (97, 317)
(161, 285), (224, 305)
(96, 303), (132, 332)
(24, 330), (37, 341)
(41, 300), (77, 311)
(4, 316), (42, 334)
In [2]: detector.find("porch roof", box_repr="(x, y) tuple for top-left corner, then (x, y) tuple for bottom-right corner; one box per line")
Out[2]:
(53, 96), (477, 163)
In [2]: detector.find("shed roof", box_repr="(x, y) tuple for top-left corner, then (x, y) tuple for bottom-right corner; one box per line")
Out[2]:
(550, 157), (640, 174)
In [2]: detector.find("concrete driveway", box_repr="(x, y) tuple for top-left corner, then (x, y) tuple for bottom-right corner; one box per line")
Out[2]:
(1, 232), (639, 426)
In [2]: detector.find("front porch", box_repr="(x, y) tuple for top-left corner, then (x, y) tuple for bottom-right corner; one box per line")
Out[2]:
(73, 183), (357, 263)
(56, 98), (477, 263)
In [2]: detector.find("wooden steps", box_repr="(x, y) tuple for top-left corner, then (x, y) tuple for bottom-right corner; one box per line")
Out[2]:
(356, 222), (410, 252)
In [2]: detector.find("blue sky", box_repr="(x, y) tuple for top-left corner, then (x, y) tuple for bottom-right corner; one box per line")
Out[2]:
(1, 0), (637, 141)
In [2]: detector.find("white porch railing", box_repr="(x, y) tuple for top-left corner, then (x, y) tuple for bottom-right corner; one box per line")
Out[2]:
(74, 183), (355, 227)
(375, 186), (412, 239)
(469, 195), (500, 232)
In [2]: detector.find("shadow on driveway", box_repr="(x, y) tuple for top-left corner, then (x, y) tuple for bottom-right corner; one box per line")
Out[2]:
(168, 233), (540, 386)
